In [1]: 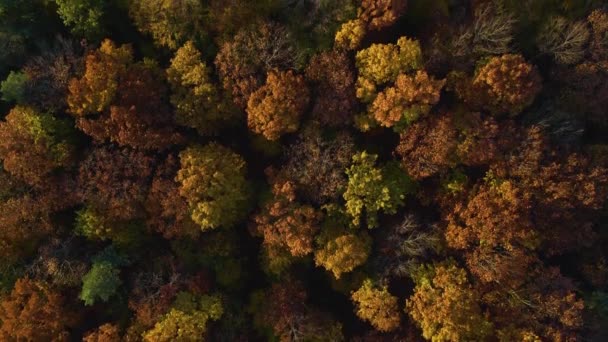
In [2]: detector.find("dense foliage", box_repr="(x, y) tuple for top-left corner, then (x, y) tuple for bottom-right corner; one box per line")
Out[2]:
(1, 1), (608, 340)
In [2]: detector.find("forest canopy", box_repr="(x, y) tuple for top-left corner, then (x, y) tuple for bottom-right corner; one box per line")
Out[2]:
(1, 0), (608, 340)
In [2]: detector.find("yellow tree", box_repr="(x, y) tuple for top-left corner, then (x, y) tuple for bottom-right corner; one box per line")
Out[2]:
(167, 41), (237, 135)
(406, 263), (493, 341)
(355, 37), (422, 103)
(176, 143), (251, 231)
(314, 225), (371, 279)
(351, 279), (400, 332)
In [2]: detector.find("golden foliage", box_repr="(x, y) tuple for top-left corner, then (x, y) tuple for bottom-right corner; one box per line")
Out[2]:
(351, 279), (400, 332)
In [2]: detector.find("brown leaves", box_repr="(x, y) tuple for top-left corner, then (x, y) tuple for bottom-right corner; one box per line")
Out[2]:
(68, 40), (183, 150)
(78, 146), (157, 220)
(0, 278), (76, 341)
(360, 0), (408, 31)
(305, 51), (357, 127)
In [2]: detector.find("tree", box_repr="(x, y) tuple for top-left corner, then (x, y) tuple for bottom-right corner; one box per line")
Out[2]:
(247, 70), (309, 140)
(355, 37), (423, 103)
(0, 278), (76, 341)
(314, 217), (371, 279)
(351, 279), (401, 332)
(253, 279), (344, 341)
(368, 71), (445, 130)
(129, 0), (206, 49)
(406, 263), (493, 341)
(215, 21), (301, 109)
(280, 125), (355, 204)
(146, 155), (199, 239)
(445, 179), (538, 287)
(0, 106), (75, 186)
(334, 19), (366, 50)
(253, 179), (321, 257)
(78, 146), (157, 220)
(167, 41), (237, 135)
(373, 214), (441, 280)
(22, 36), (83, 111)
(80, 248), (127, 306)
(537, 16), (589, 65)
(56, 0), (105, 40)
(358, 0), (407, 31)
(83, 323), (121, 342)
(0, 168), (76, 268)
(67, 39), (132, 117)
(395, 112), (458, 180)
(451, 54), (542, 117)
(588, 9), (608, 62)
(1, 70), (28, 103)
(68, 40), (183, 149)
(142, 294), (223, 342)
(448, 2), (516, 64)
(176, 143), (251, 230)
(305, 51), (357, 127)
(344, 152), (415, 228)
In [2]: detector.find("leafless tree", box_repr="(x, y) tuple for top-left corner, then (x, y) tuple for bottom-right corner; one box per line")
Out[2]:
(537, 16), (590, 65)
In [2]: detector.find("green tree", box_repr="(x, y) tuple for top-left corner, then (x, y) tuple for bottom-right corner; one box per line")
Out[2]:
(1, 71), (28, 103)
(344, 152), (415, 228)
(55, 0), (105, 40)
(176, 143), (251, 230)
(129, 0), (207, 49)
(79, 248), (127, 306)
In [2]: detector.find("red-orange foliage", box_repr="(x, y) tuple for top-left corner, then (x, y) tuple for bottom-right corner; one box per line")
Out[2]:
(305, 51), (357, 127)
(145, 155), (198, 239)
(455, 112), (519, 167)
(83, 323), (121, 342)
(128, 258), (183, 327)
(0, 278), (77, 341)
(68, 40), (183, 149)
(0, 172), (76, 266)
(78, 146), (157, 220)
(395, 113), (458, 180)
(359, 0), (408, 31)
(453, 54), (542, 116)
(493, 127), (608, 254)
(252, 179), (321, 257)
(445, 180), (537, 287)
(247, 70), (309, 140)
(0, 106), (75, 187)
(371, 71), (444, 129)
